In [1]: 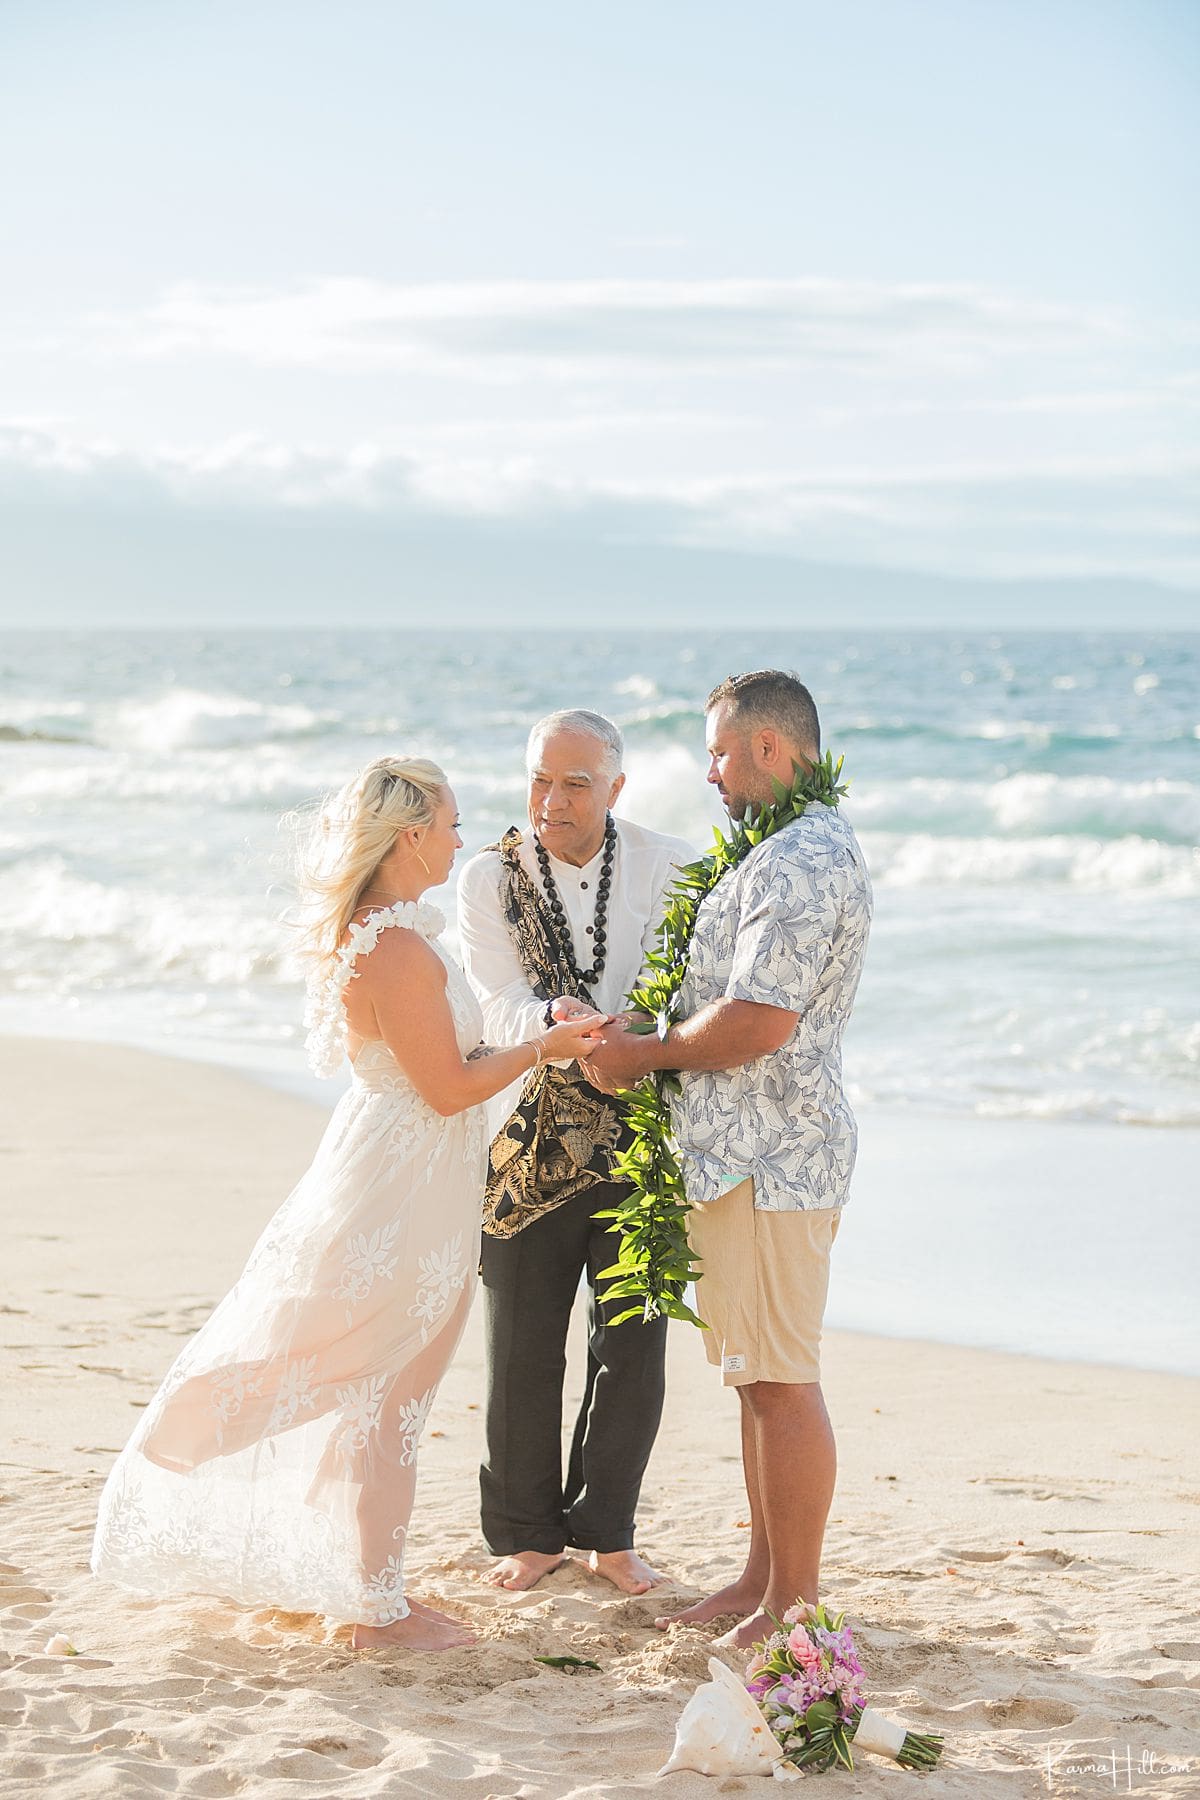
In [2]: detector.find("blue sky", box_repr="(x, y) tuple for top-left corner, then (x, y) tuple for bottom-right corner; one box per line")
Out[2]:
(1, 0), (1197, 622)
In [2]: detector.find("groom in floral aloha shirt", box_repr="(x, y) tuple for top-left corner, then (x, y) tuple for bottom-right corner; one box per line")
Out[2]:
(583, 669), (872, 1649)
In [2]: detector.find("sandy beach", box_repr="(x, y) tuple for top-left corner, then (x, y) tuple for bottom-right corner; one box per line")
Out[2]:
(2, 1038), (1198, 1799)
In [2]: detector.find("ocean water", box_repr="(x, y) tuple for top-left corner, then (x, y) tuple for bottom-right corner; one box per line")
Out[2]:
(2, 628), (1197, 1371)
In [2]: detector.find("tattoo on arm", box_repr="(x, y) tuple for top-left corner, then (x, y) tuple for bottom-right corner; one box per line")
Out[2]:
(467, 1043), (502, 1061)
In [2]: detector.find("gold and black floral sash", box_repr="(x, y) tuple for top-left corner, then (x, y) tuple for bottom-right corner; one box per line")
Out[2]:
(482, 827), (631, 1238)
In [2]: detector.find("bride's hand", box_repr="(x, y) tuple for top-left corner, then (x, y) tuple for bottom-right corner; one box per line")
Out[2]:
(540, 1011), (609, 1062)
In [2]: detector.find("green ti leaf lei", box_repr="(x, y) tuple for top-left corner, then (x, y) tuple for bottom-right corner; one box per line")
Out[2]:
(595, 752), (850, 1327)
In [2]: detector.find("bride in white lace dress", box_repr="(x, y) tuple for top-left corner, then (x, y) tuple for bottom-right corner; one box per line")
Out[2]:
(91, 756), (606, 1651)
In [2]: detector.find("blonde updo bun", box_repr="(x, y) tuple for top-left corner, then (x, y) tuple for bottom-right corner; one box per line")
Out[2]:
(293, 755), (448, 973)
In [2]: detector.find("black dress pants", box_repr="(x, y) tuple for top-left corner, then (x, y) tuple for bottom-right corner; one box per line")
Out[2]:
(480, 1178), (668, 1555)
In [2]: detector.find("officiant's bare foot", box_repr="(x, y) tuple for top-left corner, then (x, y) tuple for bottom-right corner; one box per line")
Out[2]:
(714, 1607), (777, 1650)
(485, 1550), (566, 1591)
(351, 1603), (475, 1651)
(588, 1549), (663, 1595)
(654, 1577), (763, 1631)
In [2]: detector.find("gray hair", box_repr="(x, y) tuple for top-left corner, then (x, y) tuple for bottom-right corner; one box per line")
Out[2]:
(526, 709), (624, 780)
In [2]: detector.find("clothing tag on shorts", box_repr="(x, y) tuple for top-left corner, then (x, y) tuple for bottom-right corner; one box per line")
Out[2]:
(715, 1169), (745, 1194)
(722, 1353), (746, 1373)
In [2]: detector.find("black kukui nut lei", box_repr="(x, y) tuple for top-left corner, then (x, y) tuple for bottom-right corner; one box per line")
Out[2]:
(534, 812), (617, 988)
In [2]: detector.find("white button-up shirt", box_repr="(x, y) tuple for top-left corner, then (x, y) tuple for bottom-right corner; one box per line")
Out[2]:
(670, 804), (873, 1212)
(456, 816), (696, 1114)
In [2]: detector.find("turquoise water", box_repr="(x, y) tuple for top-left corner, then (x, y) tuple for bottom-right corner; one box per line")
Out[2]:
(3, 627), (1195, 1128)
(4, 626), (1197, 1375)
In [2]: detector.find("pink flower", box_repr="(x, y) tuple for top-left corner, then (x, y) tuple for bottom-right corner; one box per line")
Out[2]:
(788, 1626), (824, 1670)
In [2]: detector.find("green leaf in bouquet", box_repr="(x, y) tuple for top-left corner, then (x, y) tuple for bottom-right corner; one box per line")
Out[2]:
(831, 1726), (855, 1771)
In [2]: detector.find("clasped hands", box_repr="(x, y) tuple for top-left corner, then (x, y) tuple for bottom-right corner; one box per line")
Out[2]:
(549, 995), (663, 1094)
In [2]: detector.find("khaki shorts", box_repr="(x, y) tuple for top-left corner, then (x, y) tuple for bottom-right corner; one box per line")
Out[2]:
(688, 1179), (840, 1386)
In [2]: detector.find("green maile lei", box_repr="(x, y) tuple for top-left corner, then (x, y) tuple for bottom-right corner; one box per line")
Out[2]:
(595, 752), (850, 1327)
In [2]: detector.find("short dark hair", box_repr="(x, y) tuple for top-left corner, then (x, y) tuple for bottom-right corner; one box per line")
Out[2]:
(706, 669), (821, 756)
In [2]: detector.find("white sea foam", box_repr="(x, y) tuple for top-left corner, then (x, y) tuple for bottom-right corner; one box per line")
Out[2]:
(102, 689), (336, 753)
(984, 772), (1199, 841)
(0, 861), (289, 991)
(1, 753), (325, 807)
(617, 744), (723, 845)
(973, 1090), (1200, 1127)
(864, 829), (1199, 894)
(849, 772), (1200, 845)
(613, 674), (660, 701)
(2, 626), (1196, 1141)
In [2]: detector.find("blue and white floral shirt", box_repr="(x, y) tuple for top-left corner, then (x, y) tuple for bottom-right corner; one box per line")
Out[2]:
(670, 804), (872, 1212)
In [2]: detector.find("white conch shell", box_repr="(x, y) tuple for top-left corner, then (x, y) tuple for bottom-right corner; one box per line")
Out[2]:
(658, 1656), (787, 1777)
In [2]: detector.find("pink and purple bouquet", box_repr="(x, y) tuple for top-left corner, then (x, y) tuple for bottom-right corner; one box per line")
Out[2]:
(746, 1603), (944, 1772)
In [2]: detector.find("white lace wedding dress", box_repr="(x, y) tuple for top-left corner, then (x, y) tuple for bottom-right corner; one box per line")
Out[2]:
(92, 901), (487, 1625)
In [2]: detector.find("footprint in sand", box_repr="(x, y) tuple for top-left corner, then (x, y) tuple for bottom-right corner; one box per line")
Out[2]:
(291, 1735), (385, 1770)
(1154, 1643), (1200, 1660)
(134, 1677), (208, 1701)
(262, 1746), (383, 1779)
(0, 1575), (53, 1621)
(985, 1697), (1078, 1727)
(75, 1362), (141, 1383)
(604, 1594), (673, 1628)
(980, 1477), (1104, 1504)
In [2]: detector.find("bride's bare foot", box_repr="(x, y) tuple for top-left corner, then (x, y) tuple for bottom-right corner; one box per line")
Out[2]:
(654, 1576), (764, 1631)
(587, 1549), (663, 1595)
(351, 1604), (475, 1651)
(485, 1550), (566, 1591)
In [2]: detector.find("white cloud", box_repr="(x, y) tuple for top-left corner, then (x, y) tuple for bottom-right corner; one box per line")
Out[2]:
(84, 275), (1146, 380)
(1, 423), (1196, 586)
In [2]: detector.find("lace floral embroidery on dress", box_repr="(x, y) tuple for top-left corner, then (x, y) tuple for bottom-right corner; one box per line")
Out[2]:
(361, 1549), (409, 1625)
(396, 1387), (436, 1466)
(304, 900), (447, 1077)
(384, 1099), (430, 1175)
(265, 1356), (319, 1435)
(210, 1363), (265, 1447)
(333, 1220), (402, 1326)
(333, 1375), (388, 1465)
(408, 1234), (467, 1341)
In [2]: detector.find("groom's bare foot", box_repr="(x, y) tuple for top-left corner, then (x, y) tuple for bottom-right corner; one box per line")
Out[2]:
(485, 1550), (566, 1591)
(351, 1604), (475, 1651)
(587, 1549), (663, 1595)
(654, 1577), (764, 1631)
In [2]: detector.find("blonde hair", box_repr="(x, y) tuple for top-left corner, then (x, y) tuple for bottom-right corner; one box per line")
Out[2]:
(293, 755), (448, 975)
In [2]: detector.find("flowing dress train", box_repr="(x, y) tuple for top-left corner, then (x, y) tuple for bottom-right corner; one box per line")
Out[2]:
(91, 900), (486, 1625)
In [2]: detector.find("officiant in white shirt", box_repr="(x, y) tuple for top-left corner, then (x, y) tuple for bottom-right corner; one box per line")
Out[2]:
(457, 709), (692, 1597)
